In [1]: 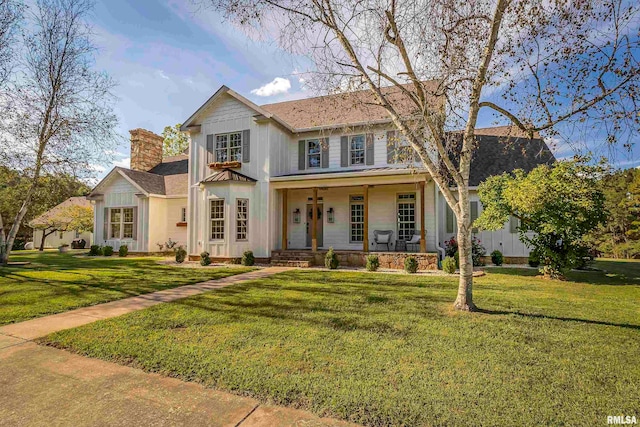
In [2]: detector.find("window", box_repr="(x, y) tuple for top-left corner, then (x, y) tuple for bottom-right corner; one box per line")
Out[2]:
(181, 207), (187, 223)
(307, 139), (321, 168)
(470, 201), (479, 233)
(236, 199), (248, 241)
(350, 134), (365, 165)
(445, 204), (455, 234)
(397, 193), (416, 241)
(215, 132), (242, 163)
(509, 215), (520, 233)
(59, 231), (64, 239)
(350, 195), (364, 243)
(210, 199), (225, 240)
(109, 207), (134, 239)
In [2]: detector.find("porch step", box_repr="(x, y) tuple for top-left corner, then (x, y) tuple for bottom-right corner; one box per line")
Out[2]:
(270, 260), (313, 268)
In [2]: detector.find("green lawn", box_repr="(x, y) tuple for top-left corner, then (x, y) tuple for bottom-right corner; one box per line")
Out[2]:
(42, 260), (640, 426)
(0, 250), (253, 325)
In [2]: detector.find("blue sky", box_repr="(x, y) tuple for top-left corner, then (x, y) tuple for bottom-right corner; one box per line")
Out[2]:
(89, 0), (638, 176)
(89, 0), (309, 173)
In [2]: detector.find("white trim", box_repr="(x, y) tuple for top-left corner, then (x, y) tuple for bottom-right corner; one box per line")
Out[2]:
(208, 197), (226, 242)
(270, 168), (428, 183)
(235, 198), (249, 242)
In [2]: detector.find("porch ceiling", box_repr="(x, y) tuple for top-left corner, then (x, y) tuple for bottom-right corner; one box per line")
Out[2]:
(270, 168), (431, 189)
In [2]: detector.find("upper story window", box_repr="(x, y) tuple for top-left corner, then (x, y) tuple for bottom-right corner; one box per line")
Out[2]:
(307, 139), (321, 168)
(215, 132), (242, 163)
(350, 135), (365, 165)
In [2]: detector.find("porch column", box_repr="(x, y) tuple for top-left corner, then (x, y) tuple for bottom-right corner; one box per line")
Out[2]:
(282, 189), (288, 250)
(312, 187), (318, 252)
(363, 184), (369, 252)
(419, 181), (426, 253)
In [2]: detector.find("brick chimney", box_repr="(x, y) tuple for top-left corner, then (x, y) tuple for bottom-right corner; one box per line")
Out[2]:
(129, 128), (164, 172)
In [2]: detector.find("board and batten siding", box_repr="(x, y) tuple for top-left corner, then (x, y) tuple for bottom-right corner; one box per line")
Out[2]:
(94, 174), (148, 252)
(436, 190), (532, 257)
(188, 93), (272, 257)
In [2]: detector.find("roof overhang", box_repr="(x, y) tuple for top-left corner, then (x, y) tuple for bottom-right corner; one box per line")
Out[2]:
(89, 167), (149, 198)
(270, 167), (429, 183)
(180, 85), (295, 133)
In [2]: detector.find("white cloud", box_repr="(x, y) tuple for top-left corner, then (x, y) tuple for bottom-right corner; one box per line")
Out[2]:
(114, 157), (131, 168)
(250, 77), (291, 97)
(156, 69), (170, 80)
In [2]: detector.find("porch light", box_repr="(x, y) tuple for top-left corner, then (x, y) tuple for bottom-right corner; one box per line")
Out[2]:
(293, 208), (301, 224)
(327, 207), (335, 223)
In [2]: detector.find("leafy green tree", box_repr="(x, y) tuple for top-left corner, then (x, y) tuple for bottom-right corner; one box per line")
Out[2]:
(162, 124), (189, 157)
(30, 202), (93, 250)
(476, 159), (606, 277)
(584, 168), (640, 258)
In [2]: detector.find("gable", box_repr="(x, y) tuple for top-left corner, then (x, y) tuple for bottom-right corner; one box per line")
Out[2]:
(198, 93), (256, 124)
(100, 174), (139, 207)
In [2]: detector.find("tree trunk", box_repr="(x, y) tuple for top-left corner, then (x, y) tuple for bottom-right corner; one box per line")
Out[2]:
(0, 214), (7, 265)
(39, 229), (49, 251)
(453, 191), (476, 311)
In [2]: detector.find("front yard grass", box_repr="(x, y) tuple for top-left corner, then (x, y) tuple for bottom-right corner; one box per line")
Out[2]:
(43, 260), (640, 426)
(0, 251), (253, 325)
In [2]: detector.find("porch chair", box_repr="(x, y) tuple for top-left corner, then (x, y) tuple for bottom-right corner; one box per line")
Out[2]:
(373, 230), (394, 251)
(406, 231), (422, 252)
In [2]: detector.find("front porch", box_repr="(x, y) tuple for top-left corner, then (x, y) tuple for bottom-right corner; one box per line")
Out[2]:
(271, 249), (439, 270)
(273, 172), (438, 255)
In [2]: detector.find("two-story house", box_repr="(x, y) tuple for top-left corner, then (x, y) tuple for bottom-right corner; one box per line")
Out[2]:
(88, 84), (555, 268)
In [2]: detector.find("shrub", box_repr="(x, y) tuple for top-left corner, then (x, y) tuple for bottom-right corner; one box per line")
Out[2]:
(366, 254), (380, 271)
(528, 251), (540, 267)
(325, 247), (339, 269)
(200, 251), (211, 266)
(442, 256), (457, 274)
(165, 238), (177, 250)
(118, 245), (128, 257)
(102, 245), (114, 257)
(230, 258), (242, 265)
(471, 237), (486, 266)
(241, 250), (255, 266)
(175, 246), (187, 263)
(12, 238), (26, 251)
(454, 251), (459, 268)
(444, 237), (457, 257)
(491, 250), (503, 266)
(404, 256), (418, 274)
(88, 245), (103, 256)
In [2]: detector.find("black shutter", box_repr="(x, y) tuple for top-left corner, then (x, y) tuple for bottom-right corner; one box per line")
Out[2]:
(298, 140), (306, 170)
(340, 136), (348, 167)
(470, 201), (478, 233)
(103, 207), (109, 241)
(365, 133), (374, 165)
(321, 138), (329, 168)
(206, 134), (214, 164)
(446, 204), (454, 234)
(387, 130), (397, 164)
(132, 207), (138, 241)
(242, 129), (250, 163)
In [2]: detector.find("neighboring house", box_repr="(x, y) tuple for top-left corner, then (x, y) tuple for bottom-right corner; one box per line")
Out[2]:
(29, 197), (93, 249)
(90, 85), (554, 265)
(88, 129), (188, 252)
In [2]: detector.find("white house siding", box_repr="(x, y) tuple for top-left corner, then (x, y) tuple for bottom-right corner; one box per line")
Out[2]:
(283, 181), (437, 252)
(93, 174), (148, 252)
(188, 94), (273, 257)
(32, 229), (92, 249)
(283, 127), (418, 177)
(147, 197), (188, 251)
(436, 190), (531, 257)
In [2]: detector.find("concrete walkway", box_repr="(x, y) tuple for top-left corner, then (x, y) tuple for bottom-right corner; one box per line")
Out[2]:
(0, 266), (357, 426)
(0, 267), (289, 340)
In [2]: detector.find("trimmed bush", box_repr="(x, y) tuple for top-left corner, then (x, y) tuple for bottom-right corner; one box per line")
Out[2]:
(366, 254), (380, 272)
(454, 251), (459, 268)
(241, 250), (255, 266)
(88, 245), (102, 256)
(102, 246), (114, 257)
(528, 252), (540, 268)
(118, 245), (128, 257)
(491, 250), (503, 266)
(200, 251), (211, 266)
(404, 256), (418, 274)
(325, 247), (339, 269)
(175, 246), (187, 263)
(442, 256), (457, 274)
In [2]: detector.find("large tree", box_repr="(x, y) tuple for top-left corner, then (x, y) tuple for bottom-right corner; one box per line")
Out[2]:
(0, 0), (22, 90)
(0, 0), (118, 264)
(162, 123), (189, 156)
(204, 0), (639, 310)
(30, 201), (93, 251)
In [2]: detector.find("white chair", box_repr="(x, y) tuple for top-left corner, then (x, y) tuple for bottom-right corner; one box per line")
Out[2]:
(373, 230), (394, 251)
(406, 232), (422, 252)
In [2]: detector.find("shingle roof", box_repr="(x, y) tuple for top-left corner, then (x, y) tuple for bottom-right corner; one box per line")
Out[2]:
(118, 168), (166, 195)
(261, 82), (441, 131)
(467, 134), (555, 186)
(201, 169), (257, 184)
(110, 155), (189, 196)
(29, 197), (92, 227)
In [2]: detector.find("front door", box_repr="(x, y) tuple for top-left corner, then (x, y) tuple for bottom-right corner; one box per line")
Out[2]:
(306, 204), (323, 248)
